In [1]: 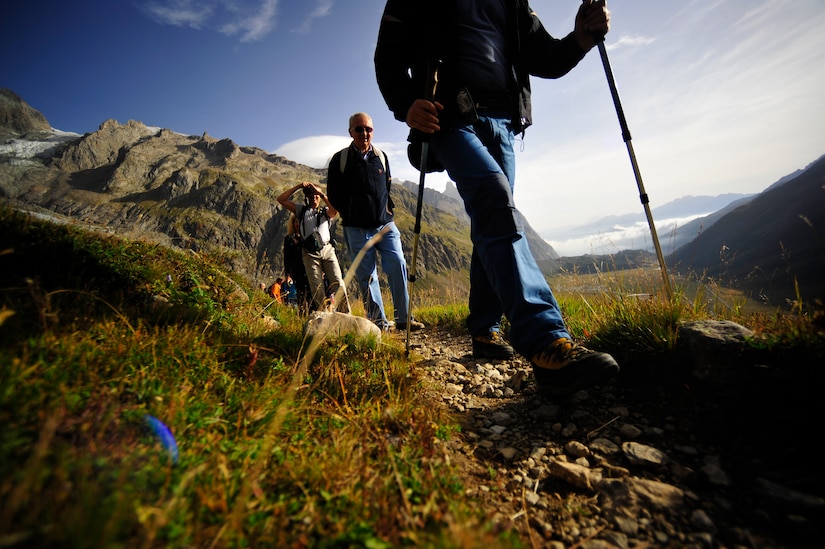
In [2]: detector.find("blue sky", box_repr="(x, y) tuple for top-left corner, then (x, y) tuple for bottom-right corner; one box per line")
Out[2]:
(3, 1), (824, 255)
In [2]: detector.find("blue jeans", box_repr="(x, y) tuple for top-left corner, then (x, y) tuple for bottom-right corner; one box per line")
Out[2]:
(343, 222), (410, 329)
(432, 113), (571, 358)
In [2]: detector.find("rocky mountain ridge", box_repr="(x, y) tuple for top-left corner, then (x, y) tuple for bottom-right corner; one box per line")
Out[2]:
(0, 89), (568, 290)
(0, 90), (485, 288)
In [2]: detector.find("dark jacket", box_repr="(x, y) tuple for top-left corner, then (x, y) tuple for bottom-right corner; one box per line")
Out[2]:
(326, 145), (394, 229)
(374, 0), (588, 135)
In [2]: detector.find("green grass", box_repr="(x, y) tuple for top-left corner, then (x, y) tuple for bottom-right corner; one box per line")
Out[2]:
(0, 207), (506, 547)
(1, 204), (823, 547)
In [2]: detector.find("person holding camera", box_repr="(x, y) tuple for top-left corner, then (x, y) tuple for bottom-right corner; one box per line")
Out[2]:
(277, 182), (349, 313)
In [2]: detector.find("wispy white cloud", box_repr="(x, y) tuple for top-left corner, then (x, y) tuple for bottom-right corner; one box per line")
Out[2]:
(140, 0), (215, 29)
(220, 0), (278, 42)
(292, 0), (334, 34)
(139, 0), (338, 41)
(138, 0), (280, 42)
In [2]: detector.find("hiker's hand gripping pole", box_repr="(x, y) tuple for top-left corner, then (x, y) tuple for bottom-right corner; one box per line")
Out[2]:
(406, 59), (441, 355)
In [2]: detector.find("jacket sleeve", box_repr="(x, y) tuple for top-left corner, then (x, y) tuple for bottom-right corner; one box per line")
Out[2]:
(374, 0), (423, 122)
(519, 6), (588, 79)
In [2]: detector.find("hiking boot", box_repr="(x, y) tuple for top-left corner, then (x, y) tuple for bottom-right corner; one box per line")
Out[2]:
(531, 338), (619, 398)
(397, 319), (425, 332)
(472, 331), (515, 359)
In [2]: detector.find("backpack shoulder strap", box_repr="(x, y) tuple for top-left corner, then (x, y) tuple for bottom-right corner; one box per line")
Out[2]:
(338, 147), (349, 174)
(337, 146), (387, 174)
(372, 145), (387, 173)
(299, 205), (309, 237)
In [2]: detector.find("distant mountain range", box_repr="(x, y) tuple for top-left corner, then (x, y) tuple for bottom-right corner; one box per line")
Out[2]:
(550, 154), (825, 303)
(2, 88), (823, 305)
(545, 192), (756, 256)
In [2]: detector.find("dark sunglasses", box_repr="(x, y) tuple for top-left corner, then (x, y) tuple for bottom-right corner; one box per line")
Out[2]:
(352, 126), (373, 134)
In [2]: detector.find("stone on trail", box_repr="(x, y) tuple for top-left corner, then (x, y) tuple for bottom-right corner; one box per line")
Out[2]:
(303, 311), (382, 340)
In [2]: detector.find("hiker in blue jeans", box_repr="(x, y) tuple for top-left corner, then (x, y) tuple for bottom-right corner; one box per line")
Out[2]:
(342, 222), (412, 331)
(375, 0), (619, 397)
(327, 112), (424, 332)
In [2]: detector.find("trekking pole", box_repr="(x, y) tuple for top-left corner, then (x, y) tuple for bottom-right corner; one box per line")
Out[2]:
(406, 59), (441, 355)
(594, 37), (674, 300)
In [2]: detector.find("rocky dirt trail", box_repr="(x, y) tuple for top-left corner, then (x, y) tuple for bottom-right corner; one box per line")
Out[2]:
(401, 325), (825, 548)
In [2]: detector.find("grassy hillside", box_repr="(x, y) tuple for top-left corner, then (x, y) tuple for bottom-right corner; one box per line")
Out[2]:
(1, 204), (822, 547)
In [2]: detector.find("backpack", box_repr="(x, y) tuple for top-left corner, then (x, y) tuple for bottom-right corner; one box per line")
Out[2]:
(338, 145), (387, 174)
